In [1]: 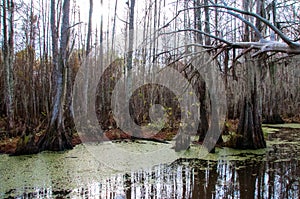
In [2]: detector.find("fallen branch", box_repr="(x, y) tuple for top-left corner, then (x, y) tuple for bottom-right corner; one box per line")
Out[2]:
(129, 136), (170, 144)
(163, 28), (300, 57)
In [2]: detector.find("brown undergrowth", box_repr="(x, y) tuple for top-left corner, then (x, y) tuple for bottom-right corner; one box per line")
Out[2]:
(0, 117), (299, 154)
(0, 123), (179, 154)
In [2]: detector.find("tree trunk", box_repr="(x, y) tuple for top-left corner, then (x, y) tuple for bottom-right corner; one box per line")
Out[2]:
(194, 0), (203, 44)
(242, 0), (250, 41)
(198, 79), (208, 142)
(204, 0), (211, 45)
(263, 63), (284, 124)
(38, 0), (74, 151)
(82, 0), (93, 124)
(124, 0), (136, 134)
(2, 0), (15, 131)
(236, 78), (266, 149)
(111, 0), (118, 56)
(234, 0), (266, 150)
(127, 0), (135, 72)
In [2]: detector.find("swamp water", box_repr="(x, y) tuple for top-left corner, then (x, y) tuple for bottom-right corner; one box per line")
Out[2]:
(0, 124), (299, 198)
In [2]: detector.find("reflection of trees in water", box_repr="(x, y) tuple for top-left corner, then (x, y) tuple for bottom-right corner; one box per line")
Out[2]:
(8, 158), (298, 198)
(264, 159), (299, 199)
(124, 163), (194, 198)
(68, 158), (299, 198)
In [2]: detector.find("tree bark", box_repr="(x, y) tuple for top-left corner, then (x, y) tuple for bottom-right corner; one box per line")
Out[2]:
(194, 0), (203, 44)
(198, 79), (208, 142)
(204, 0), (211, 45)
(262, 62), (284, 124)
(127, 0), (135, 71)
(82, 0), (93, 124)
(38, 0), (74, 152)
(236, 77), (266, 149)
(234, 0), (266, 150)
(124, 0), (136, 134)
(2, 0), (15, 131)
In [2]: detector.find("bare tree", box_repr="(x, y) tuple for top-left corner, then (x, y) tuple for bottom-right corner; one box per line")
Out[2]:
(82, 0), (93, 123)
(2, 0), (15, 131)
(204, 0), (211, 45)
(124, 0), (136, 134)
(37, 0), (74, 151)
(127, 0), (136, 71)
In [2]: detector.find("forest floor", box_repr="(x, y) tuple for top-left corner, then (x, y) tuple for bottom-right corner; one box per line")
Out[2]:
(0, 116), (299, 154)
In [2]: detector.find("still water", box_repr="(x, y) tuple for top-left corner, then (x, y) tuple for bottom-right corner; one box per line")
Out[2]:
(0, 124), (299, 198)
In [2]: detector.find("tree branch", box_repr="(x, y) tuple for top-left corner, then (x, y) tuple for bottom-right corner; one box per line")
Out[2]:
(165, 3), (300, 48)
(163, 28), (232, 45)
(199, 4), (300, 48)
(211, 0), (264, 40)
(163, 29), (300, 56)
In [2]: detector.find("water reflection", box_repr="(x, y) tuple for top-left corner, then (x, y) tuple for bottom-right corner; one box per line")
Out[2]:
(1, 157), (299, 198)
